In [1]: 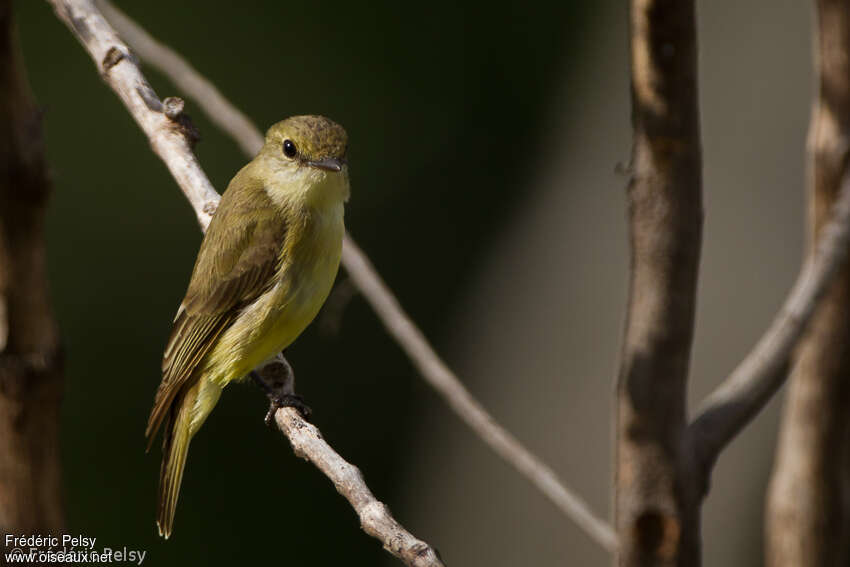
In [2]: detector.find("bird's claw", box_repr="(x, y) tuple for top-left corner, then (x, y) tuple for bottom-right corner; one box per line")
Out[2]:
(264, 393), (312, 427)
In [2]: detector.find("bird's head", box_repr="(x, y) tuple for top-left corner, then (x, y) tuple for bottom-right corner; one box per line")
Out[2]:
(262, 115), (347, 171)
(257, 115), (349, 206)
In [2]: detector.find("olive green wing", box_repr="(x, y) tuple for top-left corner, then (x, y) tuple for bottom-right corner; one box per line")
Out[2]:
(145, 186), (287, 447)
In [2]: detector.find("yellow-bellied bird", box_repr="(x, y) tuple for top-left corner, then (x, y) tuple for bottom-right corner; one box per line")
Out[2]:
(145, 115), (349, 538)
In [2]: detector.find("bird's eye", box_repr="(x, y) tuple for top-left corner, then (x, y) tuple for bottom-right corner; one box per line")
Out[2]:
(283, 139), (297, 158)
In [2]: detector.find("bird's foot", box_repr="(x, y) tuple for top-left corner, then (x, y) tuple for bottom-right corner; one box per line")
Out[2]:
(250, 355), (312, 426)
(264, 394), (313, 426)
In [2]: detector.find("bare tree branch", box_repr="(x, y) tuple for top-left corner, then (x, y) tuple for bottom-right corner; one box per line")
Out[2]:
(688, 169), (850, 472)
(94, 0), (618, 552)
(47, 1), (218, 230)
(616, 0), (703, 564)
(256, 357), (445, 567)
(47, 1), (444, 564)
(0, 0), (64, 534)
(765, 1), (850, 564)
(617, 0), (850, 564)
(96, 0), (262, 157)
(689, 0), (850, 469)
(274, 406), (444, 567)
(343, 235), (623, 549)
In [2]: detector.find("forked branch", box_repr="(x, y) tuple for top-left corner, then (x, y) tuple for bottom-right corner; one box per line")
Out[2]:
(689, 170), (850, 472)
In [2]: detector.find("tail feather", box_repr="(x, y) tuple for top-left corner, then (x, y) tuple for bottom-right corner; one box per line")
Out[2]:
(157, 397), (192, 539)
(154, 378), (222, 539)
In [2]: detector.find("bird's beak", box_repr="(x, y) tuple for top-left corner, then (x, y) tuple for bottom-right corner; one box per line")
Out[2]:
(307, 157), (344, 172)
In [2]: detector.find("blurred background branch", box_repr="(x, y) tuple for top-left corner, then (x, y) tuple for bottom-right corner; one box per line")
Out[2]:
(94, 0), (618, 552)
(617, 0), (850, 565)
(615, 0), (703, 564)
(766, 1), (850, 564)
(617, 0), (850, 564)
(0, 0), (64, 535)
(689, 169), (850, 471)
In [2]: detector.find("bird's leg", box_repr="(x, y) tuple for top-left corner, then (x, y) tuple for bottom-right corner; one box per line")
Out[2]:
(251, 353), (312, 425)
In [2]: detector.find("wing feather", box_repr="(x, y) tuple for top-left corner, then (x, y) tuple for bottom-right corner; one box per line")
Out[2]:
(146, 180), (287, 447)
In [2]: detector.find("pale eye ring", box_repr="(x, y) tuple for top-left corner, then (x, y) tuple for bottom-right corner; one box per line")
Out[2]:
(283, 139), (297, 158)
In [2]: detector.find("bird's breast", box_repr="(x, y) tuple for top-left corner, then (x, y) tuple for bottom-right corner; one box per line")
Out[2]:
(271, 204), (344, 329)
(203, 202), (344, 386)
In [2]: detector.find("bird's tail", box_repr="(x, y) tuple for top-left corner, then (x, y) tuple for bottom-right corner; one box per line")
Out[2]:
(157, 378), (221, 539)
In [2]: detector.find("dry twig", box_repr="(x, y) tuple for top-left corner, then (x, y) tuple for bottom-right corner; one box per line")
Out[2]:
(47, 1), (444, 564)
(257, 356), (445, 567)
(96, 0), (618, 552)
(275, 406), (444, 567)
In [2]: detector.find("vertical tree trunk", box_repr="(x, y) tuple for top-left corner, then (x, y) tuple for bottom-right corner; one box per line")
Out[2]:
(0, 0), (64, 534)
(615, 0), (703, 565)
(766, 2), (850, 565)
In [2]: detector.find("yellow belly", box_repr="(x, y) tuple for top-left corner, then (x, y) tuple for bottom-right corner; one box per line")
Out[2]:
(200, 205), (344, 389)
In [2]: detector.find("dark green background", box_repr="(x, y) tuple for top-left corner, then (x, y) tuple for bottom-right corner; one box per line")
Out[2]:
(13, 1), (589, 564)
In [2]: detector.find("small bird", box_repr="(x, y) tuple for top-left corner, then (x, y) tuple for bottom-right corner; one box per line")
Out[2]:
(145, 115), (350, 538)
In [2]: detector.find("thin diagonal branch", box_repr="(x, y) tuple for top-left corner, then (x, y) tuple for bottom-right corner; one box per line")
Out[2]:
(275, 406), (443, 567)
(342, 235), (621, 549)
(47, 1), (443, 564)
(688, 169), (850, 471)
(96, 0), (262, 157)
(46, 1), (219, 230)
(256, 357), (444, 567)
(95, 0), (619, 552)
